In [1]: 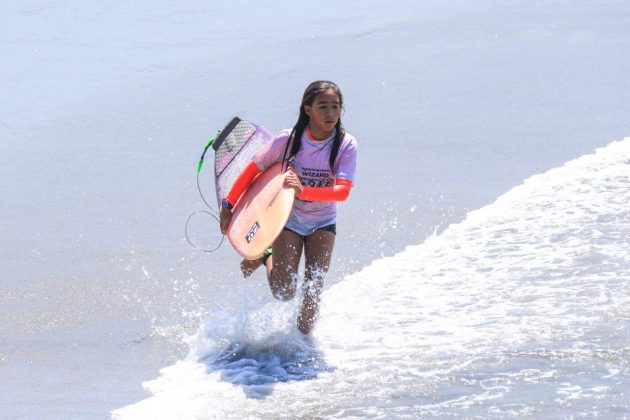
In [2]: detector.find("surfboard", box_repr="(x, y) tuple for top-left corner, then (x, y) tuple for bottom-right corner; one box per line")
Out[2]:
(211, 117), (294, 259)
(227, 162), (295, 260)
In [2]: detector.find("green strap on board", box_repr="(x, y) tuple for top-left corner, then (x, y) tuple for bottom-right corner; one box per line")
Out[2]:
(197, 135), (217, 174)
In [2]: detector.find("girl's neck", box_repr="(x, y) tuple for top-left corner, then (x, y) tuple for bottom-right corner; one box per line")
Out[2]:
(306, 126), (333, 141)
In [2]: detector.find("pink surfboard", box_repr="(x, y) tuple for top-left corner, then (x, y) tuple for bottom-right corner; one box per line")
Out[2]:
(227, 162), (295, 260)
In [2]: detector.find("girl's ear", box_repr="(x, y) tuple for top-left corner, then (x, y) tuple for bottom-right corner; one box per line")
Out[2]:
(303, 105), (312, 119)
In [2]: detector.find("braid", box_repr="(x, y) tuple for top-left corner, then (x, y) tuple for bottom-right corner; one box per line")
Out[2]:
(281, 116), (308, 170)
(329, 121), (345, 173)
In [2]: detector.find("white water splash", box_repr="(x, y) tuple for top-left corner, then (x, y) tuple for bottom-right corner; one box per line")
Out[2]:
(114, 138), (630, 419)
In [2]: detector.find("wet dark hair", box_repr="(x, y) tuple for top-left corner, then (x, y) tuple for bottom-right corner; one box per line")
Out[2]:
(282, 80), (345, 172)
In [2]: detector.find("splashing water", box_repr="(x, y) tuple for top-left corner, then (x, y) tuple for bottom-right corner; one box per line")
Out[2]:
(114, 138), (630, 419)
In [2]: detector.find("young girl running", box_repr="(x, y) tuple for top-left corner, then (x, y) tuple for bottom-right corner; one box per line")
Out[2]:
(219, 80), (358, 334)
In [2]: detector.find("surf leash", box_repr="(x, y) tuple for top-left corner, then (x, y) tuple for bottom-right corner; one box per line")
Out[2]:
(197, 135), (215, 174)
(196, 134), (220, 211)
(185, 134), (226, 253)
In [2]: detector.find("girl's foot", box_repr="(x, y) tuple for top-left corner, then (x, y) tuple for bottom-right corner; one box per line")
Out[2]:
(240, 258), (263, 277)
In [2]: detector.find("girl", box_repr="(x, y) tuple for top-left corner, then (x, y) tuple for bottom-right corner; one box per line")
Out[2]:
(219, 80), (358, 334)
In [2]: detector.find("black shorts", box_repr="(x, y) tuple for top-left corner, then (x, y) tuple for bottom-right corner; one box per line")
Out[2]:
(283, 223), (336, 239)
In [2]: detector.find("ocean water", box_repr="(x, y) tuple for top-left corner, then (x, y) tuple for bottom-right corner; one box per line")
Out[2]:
(114, 137), (630, 418)
(1, 0), (630, 419)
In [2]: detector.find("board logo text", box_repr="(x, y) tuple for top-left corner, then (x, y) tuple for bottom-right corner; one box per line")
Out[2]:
(245, 221), (260, 243)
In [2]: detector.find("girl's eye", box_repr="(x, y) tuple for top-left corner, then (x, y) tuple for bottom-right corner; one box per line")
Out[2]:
(317, 104), (340, 111)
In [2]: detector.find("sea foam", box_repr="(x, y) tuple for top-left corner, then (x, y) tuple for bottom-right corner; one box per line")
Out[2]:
(114, 138), (630, 419)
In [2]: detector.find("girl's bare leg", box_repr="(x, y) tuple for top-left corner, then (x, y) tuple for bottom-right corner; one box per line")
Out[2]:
(267, 229), (303, 301)
(240, 258), (263, 278)
(298, 230), (335, 334)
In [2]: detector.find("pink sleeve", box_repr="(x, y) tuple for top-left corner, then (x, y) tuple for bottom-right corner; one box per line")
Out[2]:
(298, 178), (353, 202)
(223, 162), (262, 206)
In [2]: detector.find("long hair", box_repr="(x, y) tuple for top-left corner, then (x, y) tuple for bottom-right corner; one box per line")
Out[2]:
(282, 81), (345, 172)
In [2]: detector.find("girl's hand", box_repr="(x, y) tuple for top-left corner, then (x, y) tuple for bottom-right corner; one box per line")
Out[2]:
(219, 206), (232, 234)
(283, 169), (303, 196)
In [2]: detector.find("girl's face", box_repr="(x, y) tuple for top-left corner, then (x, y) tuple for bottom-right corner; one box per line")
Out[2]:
(304, 89), (341, 138)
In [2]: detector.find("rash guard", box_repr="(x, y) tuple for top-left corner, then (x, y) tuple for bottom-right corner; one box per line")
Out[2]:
(225, 163), (354, 205)
(224, 128), (358, 236)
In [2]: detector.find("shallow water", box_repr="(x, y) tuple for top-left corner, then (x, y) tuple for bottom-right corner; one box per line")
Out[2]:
(113, 138), (630, 418)
(1, 0), (630, 418)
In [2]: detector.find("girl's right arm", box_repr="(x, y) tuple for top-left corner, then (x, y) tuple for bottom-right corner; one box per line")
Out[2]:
(219, 161), (262, 234)
(223, 162), (262, 207)
(219, 131), (291, 234)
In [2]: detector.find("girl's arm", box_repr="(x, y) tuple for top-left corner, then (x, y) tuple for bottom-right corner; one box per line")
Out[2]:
(224, 162), (354, 206)
(223, 161), (262, 206)
(220, 161), (261, 234)
(297, 178), (353, 202)
(224, 130), (293, 206)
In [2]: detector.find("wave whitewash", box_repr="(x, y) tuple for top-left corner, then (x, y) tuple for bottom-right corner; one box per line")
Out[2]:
(115, 138), (630, 418)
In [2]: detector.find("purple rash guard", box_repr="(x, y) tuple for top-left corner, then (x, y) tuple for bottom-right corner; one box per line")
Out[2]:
(252, 128), (358, 236)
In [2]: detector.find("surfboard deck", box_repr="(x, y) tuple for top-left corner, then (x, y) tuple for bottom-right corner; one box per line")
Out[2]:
(227, 162), (295, 260)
